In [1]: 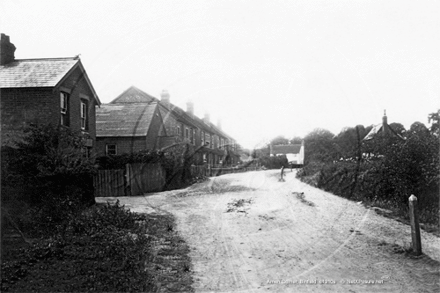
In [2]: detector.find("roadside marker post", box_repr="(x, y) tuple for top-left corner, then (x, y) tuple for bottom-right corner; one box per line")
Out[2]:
(408, 194), (422, 256)
(279, 166), (285, 182)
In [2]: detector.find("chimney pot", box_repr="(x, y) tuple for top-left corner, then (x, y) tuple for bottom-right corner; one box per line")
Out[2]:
(0, 33), (16, 65)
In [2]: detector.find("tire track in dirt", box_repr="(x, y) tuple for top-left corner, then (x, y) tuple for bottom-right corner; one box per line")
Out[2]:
(97, 170), (440, 292)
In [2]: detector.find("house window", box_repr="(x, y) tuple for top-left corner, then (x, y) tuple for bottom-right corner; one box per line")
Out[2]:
(201, 131), (205, 146)
(80, 99), (88, 131)
(206, 133), (210, 147)
(177, 125), (181, 136)
(60, 92), (69, 126)
(190, 128), (194, 144)
(106, 144), (117, 155)
(185, 128), (189, 139)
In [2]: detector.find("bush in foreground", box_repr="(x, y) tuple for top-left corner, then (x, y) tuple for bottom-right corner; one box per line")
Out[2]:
(1, 201), (193, 292)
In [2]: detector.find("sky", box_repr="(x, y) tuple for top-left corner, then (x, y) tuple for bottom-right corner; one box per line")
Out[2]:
(2, 0), (439, 149)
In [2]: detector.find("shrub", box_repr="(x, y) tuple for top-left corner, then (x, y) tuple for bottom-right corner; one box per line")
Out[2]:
(259, 155), (288, 169)
(297, 119), (439, 225)
(1, 201), (156, 292)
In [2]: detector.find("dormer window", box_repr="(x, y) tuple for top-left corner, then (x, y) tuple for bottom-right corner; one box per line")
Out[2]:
(60, 92), (69, 126)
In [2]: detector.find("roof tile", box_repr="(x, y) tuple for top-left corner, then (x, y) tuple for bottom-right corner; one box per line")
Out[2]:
(96, 102), (158, 137)
(0, 58), (78, 88)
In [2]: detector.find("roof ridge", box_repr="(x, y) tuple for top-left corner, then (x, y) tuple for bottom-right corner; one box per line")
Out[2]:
(13, 57), (78, 61)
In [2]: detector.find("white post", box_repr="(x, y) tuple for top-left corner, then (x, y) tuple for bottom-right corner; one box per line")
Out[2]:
(409, 195), (422, 256)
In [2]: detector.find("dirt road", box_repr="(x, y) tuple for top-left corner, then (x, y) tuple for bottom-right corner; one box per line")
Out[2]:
(97, 170), (439, 292)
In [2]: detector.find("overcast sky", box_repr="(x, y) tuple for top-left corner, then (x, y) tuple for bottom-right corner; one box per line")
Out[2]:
(2, 0), (439, 149)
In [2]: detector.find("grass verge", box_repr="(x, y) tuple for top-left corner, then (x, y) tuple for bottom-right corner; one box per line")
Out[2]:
(1, 201), (193, 292)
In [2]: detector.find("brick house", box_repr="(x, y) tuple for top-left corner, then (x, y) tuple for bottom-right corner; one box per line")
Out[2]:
(95, 100), (167, 156)
(97, 85), (241, 166)
(0, 33), (101, 151)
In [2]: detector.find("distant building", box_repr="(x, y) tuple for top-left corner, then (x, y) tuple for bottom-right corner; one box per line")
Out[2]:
(270, 141), (304, 165)
(0, 33), (101, 152)
(363, 110), (405, 141)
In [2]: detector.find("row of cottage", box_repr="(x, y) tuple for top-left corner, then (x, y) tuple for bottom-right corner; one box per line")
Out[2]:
(0, 34), (240, 167)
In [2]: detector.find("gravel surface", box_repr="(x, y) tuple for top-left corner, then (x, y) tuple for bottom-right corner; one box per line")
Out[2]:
(97, 169), (440, 292)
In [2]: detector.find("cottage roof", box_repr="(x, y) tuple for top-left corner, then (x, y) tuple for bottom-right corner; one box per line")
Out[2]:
(0, 57), (100, 104)
(96, 102), (159, 137)
(363, 123), (405, 141)
(271, 144), (302, 155)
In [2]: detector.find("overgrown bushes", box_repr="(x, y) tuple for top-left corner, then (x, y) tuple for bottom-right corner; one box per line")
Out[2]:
(297, 114), (439, 226)
(1, 124), (96, 207)
(2, 202), (156, 292)
(1, 125), (194, 292)
(259, 155), (288, 169)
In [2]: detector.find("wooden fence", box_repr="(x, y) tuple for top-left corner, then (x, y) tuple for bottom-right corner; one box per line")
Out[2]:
(126, 163), (165, 196)
(93, 169), (126, 197)
(94, 164), (260, 197)
(93, 163), (165, 197)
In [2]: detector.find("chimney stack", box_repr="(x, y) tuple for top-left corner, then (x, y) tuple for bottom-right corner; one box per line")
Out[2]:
(160, 90), (170, 108)
(0, 33), (16, 65)
(382, 109), (389, 136)
(203, 112), (210, 124)
(186, 101), (194, 116)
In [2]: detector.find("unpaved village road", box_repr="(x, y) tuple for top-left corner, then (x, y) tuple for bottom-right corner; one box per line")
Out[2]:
(97, 170), (439, 292)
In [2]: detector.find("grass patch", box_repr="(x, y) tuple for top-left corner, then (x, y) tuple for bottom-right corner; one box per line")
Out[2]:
(1, 201), (193, 292)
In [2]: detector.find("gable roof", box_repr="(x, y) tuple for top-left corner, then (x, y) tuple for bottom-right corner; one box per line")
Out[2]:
(110, 86), (157, 103)
(271, 144), (302, 155)
(96, 102), (159, 137)
(0, 57), (100, 105)
(363, 123), (405, 141)
(110, 85), (237, 141)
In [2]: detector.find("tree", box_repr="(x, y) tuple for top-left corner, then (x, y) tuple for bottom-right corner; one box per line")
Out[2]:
(428, 109), (439, 136)
(389, 122), (406, 137)
(379, 121), (439, 205)
(270, 135), (289, 146)
(2, 124), (97, 222)
(335, 125), (367, 159)
(303, 128), (337, 163)
(289, 136), (303, 144)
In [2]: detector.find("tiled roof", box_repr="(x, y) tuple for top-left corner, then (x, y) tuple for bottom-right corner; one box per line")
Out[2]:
(96, 102), (158, 137)
(0, 57), (79, 88)
(110, 86), (157, 103)
(363, 123), (405, 141)
(110, 85), (238, 142)
(272, 144), (302, 154)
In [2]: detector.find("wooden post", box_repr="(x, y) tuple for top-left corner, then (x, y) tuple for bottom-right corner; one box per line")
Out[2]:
(409, 194), (422, 255)
(279, 166), (285, 182)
